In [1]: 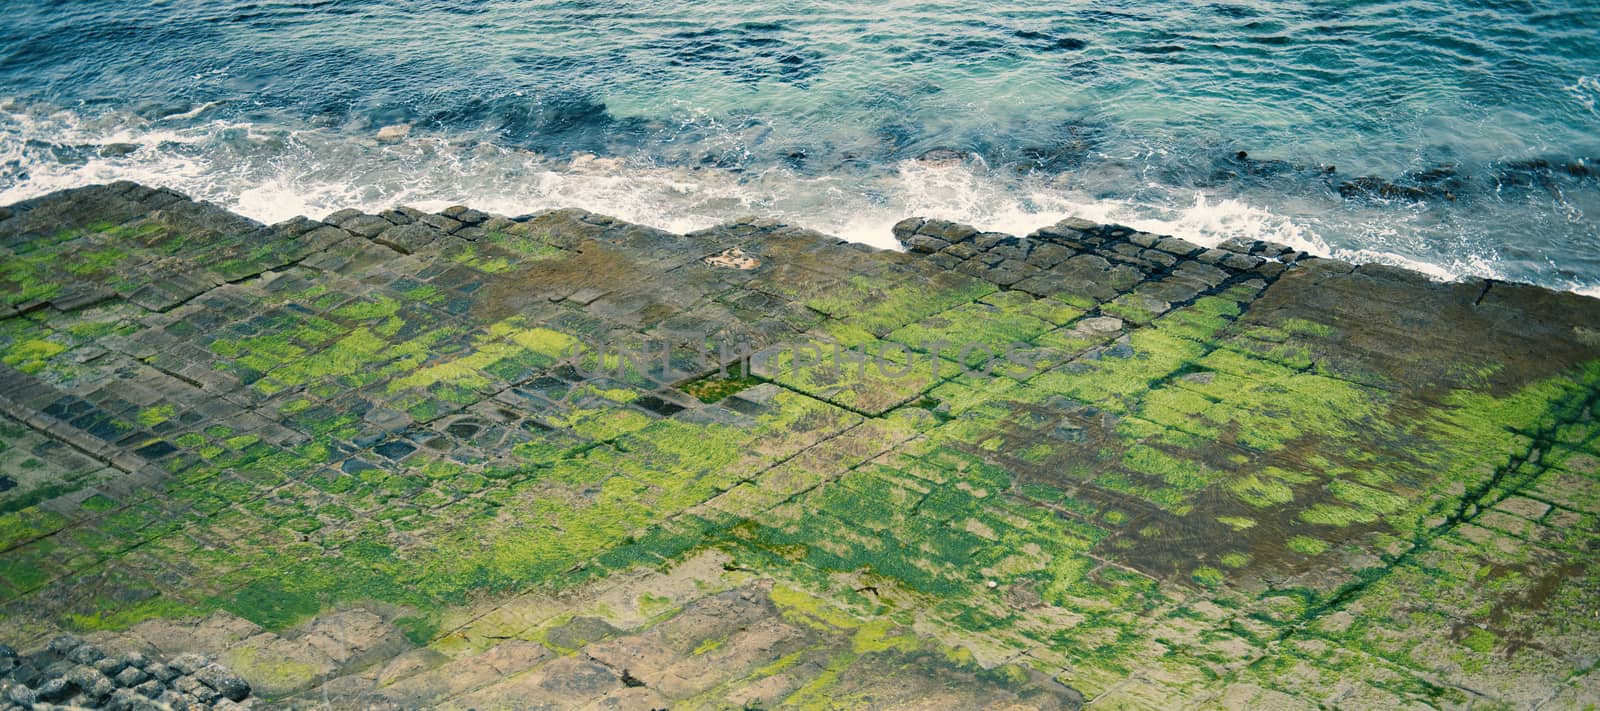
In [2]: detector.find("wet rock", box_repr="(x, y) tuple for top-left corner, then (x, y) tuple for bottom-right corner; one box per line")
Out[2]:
(115, 665), (149, 687)
(42, 659), (75, 679)
(1025, 242), (1073, 268)
(85, 673), (117, 700)
(376, 123), (412, 143)
(968, 231), (1006, 251)
(903, 234), (950, 254)
(1140, 249), (1178, 269)
(105, 687), (148, 710)
(1016, 141), (1091, 172)
(1152, 237), (1203, 257)
(169, 654), (207, 675)
(99, 143), (141, 158)
(3, 182), (1598, 709)
(989, 237), (1031, 261)
(916, 147), (968, 164)
(323, 208), (363, 225)
(4, 684), (35, 706)
(419, 212), (464, 233)
(34, 677), (72, 703)
(45, 634), (81, 656)
(339, 214), (396, 238)
(195, 663), (251, 701)
(145, 662), (178, 683)
(892, 217), (926, 242)
(133, 679), (165, 699)
(158, 690), (191, 709)
(941, 242), (980, 260)
(1128, 231), (1159, 248)
(65, 663), (104, 686)
(379, 208), (415, 225)
(1337, 175), (1430, 200)
(1230, 150), (1293, 176)
(1033, 216), (1098, 238)
(95, 655), (128, 677)
(68, 643), (106, 665)
(374, 223), (445, 254)
(916, 218), (978, 244)
(1221, 252), (1264, 271)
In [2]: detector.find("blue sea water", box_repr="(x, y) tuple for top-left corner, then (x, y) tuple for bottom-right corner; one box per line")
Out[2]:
(2, 0), (1598, 292)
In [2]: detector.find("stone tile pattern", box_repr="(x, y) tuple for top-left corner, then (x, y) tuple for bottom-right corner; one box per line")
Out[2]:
(0, 182), (1595, 709)
(0, 633), (250, 710)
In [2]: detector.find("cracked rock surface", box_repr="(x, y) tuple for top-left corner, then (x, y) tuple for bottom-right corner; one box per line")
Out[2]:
(0, 182), (1597, 708)
(0, 633), (250, 709)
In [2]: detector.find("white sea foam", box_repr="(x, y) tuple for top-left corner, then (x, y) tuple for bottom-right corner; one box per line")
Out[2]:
(1568, 75), (1600, 118)
(0, 104), (1592, 294)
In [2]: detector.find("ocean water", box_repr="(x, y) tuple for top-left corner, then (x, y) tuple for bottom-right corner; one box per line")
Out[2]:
(2, 0), (1598, 293)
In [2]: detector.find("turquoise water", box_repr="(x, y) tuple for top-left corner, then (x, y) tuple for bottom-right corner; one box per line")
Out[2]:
(3, 0), (1598, 291)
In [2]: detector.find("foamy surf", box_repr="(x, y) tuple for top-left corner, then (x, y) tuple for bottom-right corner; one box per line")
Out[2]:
(0, 102), (1593, 295)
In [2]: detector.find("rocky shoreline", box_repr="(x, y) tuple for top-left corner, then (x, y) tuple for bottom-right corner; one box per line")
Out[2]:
(2, 635), (251, 710)
(0, 183), (1596, 708)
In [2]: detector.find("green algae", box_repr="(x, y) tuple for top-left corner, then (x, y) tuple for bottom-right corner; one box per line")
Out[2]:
(805, 272), (996, 337)
(0, 195), (1595, 708)
(484, 228), (564, 259)
(1286, 536), (1329, 555)
(886, 301), (1053, 362)
(1, 339), (67, 374)
(681, 372), (762, 402)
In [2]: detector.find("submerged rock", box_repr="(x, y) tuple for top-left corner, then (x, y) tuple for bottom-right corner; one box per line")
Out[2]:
(98, 142), (140, 158)
(375, 123), (412, 143)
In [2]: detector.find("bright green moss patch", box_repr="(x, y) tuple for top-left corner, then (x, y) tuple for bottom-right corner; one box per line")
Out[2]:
(79, 494), (118, 513)
(66, 596), (198, 633)
(755, 338), (958, 415)
(979, 289), (1086, 326)
(1024, 330), (1204, 414)
(3, 339), (68, 374)
(1123, 445), (1218, 491)
(136, 403), (176, 427)
(1327, 479), (1407, 516)
(0, 508), (69, 551)
(331, 295), (401, 322)
(1459, 627), (1496, 654)
(1286, 536), (1329, 556)
(1191, 566), (1225, 587)
(485, 229), (564, 259)
(887, 301), (1053, 360)
(1298, 503), (1378, 527)
(447, 243), (516, 273)
(1228, 473), (1295, 508)
(806, 272), (995, 337)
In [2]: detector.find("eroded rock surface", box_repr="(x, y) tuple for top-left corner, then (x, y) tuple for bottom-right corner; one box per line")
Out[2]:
(0, 182), (1596, 708)
(0, 633), (252, 709)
